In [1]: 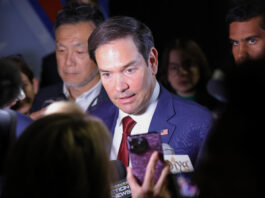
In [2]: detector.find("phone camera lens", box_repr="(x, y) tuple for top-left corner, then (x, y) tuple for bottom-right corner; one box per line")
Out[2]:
(128, 137), (149, 154)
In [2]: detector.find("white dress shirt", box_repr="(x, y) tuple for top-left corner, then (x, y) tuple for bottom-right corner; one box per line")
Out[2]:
(110, 81), (160, 161)
(63, 80), (102, 111)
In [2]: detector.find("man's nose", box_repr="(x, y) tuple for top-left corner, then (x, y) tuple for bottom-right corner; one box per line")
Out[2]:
(115, 74), (128, 92)
(65, 52), (74, 66)
(236, 44), (248, 64)
(176, 66), (189, 75)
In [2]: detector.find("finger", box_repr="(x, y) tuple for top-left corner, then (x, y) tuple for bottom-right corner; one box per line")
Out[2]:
(126, 167), (139, 191)
(154, 165), (170, 194)
(142, 151), (159, 188)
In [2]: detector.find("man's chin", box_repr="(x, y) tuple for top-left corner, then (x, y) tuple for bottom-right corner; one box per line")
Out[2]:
(118, 104), (143, 115)
(117, 104), (135, 114)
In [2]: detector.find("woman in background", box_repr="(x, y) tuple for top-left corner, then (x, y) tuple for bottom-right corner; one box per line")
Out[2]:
(159, 38), (218, 111)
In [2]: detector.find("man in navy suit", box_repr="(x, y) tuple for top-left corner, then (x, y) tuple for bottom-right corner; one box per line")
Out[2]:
(88, 16), (213, 166)
(30, 2), (108, 118)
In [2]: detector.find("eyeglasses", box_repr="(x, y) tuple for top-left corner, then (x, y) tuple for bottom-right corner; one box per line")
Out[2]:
(168, 61), (197, 76)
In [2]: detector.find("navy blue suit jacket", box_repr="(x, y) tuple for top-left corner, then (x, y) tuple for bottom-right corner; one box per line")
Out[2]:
(15, 111), (33, 137)
(30, 83), (109, 113)
(0, 108), (33, 138)
(90, 84), (213, 165)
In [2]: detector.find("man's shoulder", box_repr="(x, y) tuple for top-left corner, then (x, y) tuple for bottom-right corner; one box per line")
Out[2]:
(15, 111), (33, 135)
(10, 110), (33, 137)
(31, 83), (64, 112)
(159, 87), (212, 121)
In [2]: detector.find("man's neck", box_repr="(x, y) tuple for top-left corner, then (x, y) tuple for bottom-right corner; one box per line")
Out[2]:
(67, 74), (100, 100)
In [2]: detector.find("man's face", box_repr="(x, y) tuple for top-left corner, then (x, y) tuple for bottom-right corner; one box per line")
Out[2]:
(95, 37), (158, 115)
(229, 16), (265, 64)
(55, 21), (98, 86)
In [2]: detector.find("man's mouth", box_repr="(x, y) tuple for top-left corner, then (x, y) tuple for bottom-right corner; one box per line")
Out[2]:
(117, 94), (136, 104)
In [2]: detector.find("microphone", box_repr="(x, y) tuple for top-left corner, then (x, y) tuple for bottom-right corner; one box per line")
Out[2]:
(162, 143), (175, 155)
(162, 143), (194, 173)
(110, 160), (131, 198)
(162, 144), (199, 197)
(111, 160), (127, 181)
(0, 58), (22, 107)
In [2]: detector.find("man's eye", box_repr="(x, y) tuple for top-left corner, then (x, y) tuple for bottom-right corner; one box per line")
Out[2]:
(56, 48), (65, 53)
(126, 67), (136, 74)
(249, 39), (257, 44)
(169, 66), (178, 71)
(101, 72), (110, 78)
(231, 40), (239, 46)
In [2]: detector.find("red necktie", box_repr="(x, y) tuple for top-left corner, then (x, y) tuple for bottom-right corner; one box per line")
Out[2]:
(117, 116), (136, 167)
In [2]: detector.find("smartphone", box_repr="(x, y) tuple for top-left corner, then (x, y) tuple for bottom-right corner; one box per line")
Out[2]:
(127, 132), (165, 184)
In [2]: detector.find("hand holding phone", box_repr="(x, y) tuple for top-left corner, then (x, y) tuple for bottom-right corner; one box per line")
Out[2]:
(126, 151), (171, 198)
(127, 132), (165, 185)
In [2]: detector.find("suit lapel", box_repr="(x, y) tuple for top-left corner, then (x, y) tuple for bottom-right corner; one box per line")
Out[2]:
(149, 85), (176, 143)
(88, 86), (118, 138)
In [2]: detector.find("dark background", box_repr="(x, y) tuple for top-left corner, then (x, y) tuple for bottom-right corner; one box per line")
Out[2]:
(109, 0), (233, 70)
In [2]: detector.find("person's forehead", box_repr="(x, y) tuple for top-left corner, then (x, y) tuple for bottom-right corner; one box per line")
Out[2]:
(96, 37), (144, 70)
(229, 16), (265, 38)
(56, 21), (95, 39)
(97, 37), (138, 56)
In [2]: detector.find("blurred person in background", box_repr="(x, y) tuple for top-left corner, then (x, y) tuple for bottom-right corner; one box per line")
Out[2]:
(159, 38), (220, 113)
(0, 57), (33, 137)
(194, 59), (265, 198)
(6, 54), (38, 115)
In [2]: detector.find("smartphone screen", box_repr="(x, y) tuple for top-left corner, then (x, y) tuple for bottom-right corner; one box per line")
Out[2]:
(127, 132), (165, 184)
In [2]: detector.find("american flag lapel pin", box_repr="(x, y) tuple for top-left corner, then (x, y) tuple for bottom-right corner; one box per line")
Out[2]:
(160, 129), (168, 136)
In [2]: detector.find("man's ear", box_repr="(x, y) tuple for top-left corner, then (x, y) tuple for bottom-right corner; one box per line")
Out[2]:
(148, 47), (158, 75)
(33, 78), (39, 94)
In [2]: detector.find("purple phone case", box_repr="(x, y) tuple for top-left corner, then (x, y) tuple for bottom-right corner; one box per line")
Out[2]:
(127, 132), (164, 184)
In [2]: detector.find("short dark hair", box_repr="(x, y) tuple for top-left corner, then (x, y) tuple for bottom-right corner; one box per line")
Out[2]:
(6, 54), (34, 84)
(226, 0), (265, 29)
(54, 2), (104, 31)
(88, 16), (155, 65)
(0, 57), (21, 107)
